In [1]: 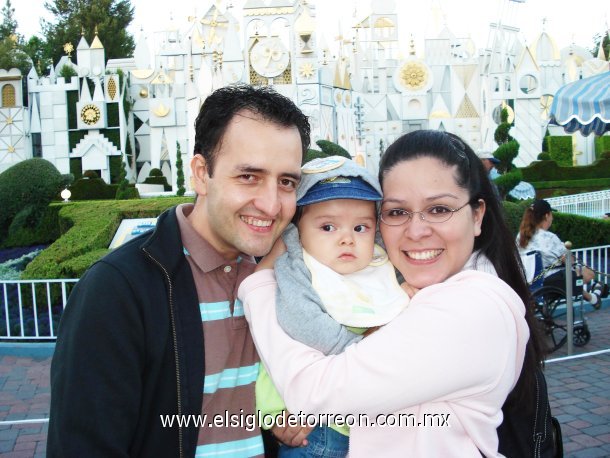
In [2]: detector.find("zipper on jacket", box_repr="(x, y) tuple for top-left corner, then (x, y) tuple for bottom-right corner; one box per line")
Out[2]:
(144, 248), (184, 458)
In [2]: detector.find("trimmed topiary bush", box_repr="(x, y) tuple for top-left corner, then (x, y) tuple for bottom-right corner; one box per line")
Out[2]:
(315, 140), (352, 159)
(537, 152), (551, 161)
(547, 136), (572, 166)
(69, 177), (119, 200)
(0, 159), (65, 243)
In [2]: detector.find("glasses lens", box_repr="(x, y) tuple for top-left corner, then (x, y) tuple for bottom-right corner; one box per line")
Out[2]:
(424, 205), (455, 223)
(381, 209), (410, 226)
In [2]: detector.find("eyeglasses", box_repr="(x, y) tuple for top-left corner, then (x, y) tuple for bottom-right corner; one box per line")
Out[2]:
(379, 201), (472, 226)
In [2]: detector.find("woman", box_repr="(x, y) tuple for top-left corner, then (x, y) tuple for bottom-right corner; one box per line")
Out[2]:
(238, 131), (546, 457)
(517, 199), (603, 308)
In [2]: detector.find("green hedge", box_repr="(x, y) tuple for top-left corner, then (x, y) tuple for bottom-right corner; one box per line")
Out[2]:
(22, 197), (190, 279)
(501, 200), (610, 249)
(69, 178), (119, 200)
(547, 136), (572, 166)
(11, 196), (609, 280)
(594, 135), (610, 160)
(521, 158), (610, 182)
(0, 204), (62, 248)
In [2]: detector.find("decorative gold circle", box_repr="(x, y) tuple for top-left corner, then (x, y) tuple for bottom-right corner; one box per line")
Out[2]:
(399, 61), (428, 91)
(81, 104), (101, 125)
(139, 88), (149, 98)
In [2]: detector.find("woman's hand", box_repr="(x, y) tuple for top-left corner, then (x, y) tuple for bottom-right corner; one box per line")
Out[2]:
(255, 237), (287, 271)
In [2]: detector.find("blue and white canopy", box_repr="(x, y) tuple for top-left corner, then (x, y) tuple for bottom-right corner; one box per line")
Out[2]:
(549, 71), (610, 136)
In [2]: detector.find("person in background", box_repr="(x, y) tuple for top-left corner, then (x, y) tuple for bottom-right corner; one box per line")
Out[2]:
(240, 130), (552, 457)
(516, 198), (605, 309)
(47, 84), (311, 457)
(477, 150), (501, 179)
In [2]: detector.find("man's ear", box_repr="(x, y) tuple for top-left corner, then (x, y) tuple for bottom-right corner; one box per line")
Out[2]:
(190, 154), (210, 197)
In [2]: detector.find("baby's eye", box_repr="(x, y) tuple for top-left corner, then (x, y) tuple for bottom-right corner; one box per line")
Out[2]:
(354, 225), (368, 233)
(321, 224), (336, 232)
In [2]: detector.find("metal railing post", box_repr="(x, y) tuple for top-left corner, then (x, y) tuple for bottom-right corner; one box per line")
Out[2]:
(565, 241), (573, 355)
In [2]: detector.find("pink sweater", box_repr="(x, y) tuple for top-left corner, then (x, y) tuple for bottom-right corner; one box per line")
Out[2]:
(238, 265), (529, 457)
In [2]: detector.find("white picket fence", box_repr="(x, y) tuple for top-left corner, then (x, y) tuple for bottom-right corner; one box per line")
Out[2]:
(1, 244), (608, 341)
(545, 190), (610, 219)
(1, 279), (78, 340)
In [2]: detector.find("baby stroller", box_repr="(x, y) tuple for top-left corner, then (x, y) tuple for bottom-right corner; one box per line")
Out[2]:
(521, 251), (591, 353)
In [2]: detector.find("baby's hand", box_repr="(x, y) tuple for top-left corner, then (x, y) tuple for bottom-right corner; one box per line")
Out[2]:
(255, 237), (287, 271)
(401, 282), (419, 298)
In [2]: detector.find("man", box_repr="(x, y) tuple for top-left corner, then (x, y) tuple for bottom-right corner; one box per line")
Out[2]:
(477, 150), (501, 179)
(477, 149), (501, 200)
(47, 85), (311, 457)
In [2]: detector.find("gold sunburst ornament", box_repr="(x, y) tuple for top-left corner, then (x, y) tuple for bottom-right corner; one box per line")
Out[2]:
(64, 42), (74, 57)
(399, 62), (427, 91)
(299, 62), (315, 78)
(81, 104), (101, 125)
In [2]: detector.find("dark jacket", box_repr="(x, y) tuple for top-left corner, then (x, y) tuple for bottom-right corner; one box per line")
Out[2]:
(48, 207), (204, 457)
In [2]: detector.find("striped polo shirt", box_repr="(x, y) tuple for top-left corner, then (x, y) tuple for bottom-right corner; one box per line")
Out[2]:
(176, 204), (263, 457)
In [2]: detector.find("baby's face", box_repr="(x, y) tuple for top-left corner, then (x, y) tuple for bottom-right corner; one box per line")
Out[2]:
(298, 199), (377, 274)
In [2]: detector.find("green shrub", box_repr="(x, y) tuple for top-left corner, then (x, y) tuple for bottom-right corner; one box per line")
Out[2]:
(537, 152), (551, 161)
(594, 135), (610, 160)
(494, 140), (519, 173)
(149, 168), (163, 177)
(59, 65), (77, 79)
(494, 169), (522, 199)
(176, 142), (185, 196)
(303, 149), (328, 164)
(22, 197), (190, 279)
(547, 136), (572, 166)
(0, 204), (62, 248)
(502, 200), (610, 248)
(83, 170), (100, 179)
(0, 159), (64, 243)
(69, 178), (119, 200)
(315, 140), (351, 159)
(521, 158), (610, 182)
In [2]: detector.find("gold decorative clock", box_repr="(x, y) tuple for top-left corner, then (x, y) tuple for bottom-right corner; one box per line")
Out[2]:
(80, 104), (101, 125)
(250, 37), (290, 78)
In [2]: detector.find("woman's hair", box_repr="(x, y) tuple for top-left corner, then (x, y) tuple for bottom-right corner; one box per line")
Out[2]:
(379, 130), (545, 408)
(518, 203), (550, 248)
(518, 208), (543, 248)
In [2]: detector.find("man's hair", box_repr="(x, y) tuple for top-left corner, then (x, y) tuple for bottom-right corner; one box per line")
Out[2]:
(193, 85), (311, 176)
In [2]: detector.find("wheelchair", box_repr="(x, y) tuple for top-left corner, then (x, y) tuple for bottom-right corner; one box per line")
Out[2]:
(521, 251), (591, 353)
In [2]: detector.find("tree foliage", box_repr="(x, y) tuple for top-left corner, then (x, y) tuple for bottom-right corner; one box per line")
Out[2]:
(0, 0), (32, 79)
(0, 0), (17, 41)
(42, 0), (135, 66)
(315, 140), (351, 159)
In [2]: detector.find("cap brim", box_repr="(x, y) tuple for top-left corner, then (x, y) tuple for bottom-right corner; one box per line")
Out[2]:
(297, 183), (382, 206)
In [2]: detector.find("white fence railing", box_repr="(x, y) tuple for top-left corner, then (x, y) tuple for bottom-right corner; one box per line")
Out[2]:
(1, 244), (608, 341)
(546, 190), (610, 219)
(1, 279), (78, 340)
(573, 244), (610, 281)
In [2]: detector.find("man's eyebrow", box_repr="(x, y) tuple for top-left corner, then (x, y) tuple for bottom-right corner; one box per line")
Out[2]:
(235, 165), (301, 181)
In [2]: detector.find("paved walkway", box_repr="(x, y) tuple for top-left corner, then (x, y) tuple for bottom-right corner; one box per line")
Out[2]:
(0, 298), (609, 457)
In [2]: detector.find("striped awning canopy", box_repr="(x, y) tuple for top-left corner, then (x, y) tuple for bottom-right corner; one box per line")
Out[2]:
(549, 71), (610, 136)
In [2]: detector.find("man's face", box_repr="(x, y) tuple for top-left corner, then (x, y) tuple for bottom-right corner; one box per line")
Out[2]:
(189, 111), (303, 259)
(481, 159), (494, 172)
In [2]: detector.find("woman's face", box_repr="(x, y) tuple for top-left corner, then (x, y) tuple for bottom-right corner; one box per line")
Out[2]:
(380, 156), (486, 289)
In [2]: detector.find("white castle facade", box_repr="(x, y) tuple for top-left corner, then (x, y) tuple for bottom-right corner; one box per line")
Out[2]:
(0, 0), (608, 191)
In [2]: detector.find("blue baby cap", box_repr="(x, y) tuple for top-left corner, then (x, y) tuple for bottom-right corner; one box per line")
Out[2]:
(296, 156), (382, 207)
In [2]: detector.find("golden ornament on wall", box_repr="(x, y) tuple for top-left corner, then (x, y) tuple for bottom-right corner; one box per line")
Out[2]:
(108, 77), (117, 100)
(80, 104), (101, 125)
(399, 62), (428, 91)
(298, 62), (315, 78)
